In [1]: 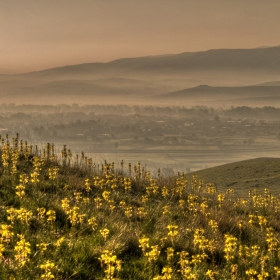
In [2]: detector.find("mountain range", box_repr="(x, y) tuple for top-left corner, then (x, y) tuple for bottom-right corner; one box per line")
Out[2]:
(1, 46), (280, 105)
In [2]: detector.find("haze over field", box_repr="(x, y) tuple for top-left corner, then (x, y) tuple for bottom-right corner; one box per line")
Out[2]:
(1, 0), (280, 172)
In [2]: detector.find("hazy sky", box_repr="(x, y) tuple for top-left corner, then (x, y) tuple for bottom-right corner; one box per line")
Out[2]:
(1, 0), (280, 74)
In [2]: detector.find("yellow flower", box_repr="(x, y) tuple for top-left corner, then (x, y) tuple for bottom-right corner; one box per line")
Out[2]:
(88, 217), (97, 230)
(40, 260), (55, 280)
(46, 210), (56, 224)
(99, 250), (121, 279)
(166, 247), (174, 262)
(100, 228), (110, 241)
(167, 225), (178, 237)
(0, 224), (14, 243)
(36, 243), (48, 253)
(37, 207), (46, 220)
(15, 184), (25, 198)
(224, 234), (237, 262)
(14, 234), (31, 267)
(139, 237), (150, 254)
(145, 245), (160, 262)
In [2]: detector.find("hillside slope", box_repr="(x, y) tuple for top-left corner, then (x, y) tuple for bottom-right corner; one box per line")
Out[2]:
(1, 138), (280, 279)
(188, 157), (280, 195)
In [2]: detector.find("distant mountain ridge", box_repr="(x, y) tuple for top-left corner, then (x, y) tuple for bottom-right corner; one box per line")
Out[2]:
(17, 45), (280, 78)
(2, 45), (280, 105)
(153, 84), (280, 107)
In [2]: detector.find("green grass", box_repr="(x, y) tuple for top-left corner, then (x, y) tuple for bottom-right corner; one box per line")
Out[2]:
(188, 157), (280, 197)
(0, 136), (280, 279)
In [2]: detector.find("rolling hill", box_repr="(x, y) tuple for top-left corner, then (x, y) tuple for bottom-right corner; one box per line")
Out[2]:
(159, 85), (280, 100)
(155, 84), (280, 106)
(188, 157), (280, 196)
(257, 81), (280, 86)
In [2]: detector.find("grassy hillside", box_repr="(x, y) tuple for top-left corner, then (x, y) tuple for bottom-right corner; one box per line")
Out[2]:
(188, 158), (280, 197)
(0, 136), (280, 279)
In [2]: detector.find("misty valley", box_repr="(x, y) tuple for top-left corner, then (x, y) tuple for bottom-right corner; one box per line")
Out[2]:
(1, 103), (280, 173)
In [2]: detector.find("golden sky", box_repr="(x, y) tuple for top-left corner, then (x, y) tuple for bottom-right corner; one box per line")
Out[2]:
(1, 0), (280, 74)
